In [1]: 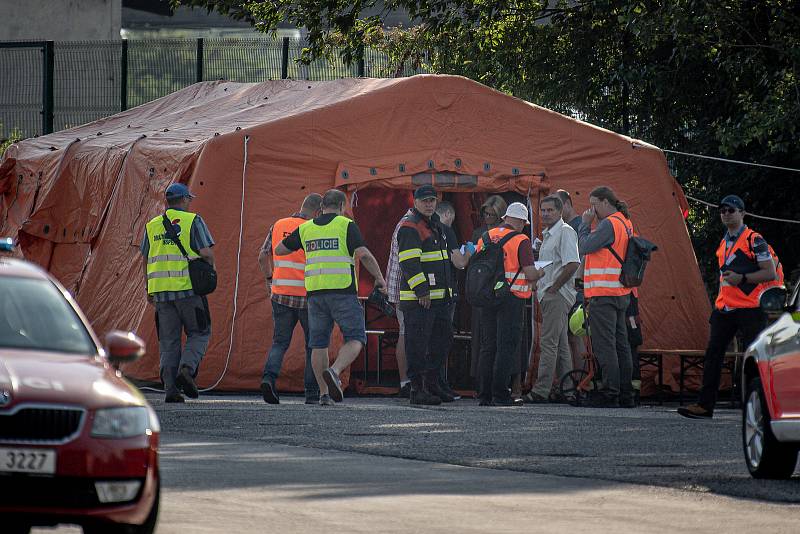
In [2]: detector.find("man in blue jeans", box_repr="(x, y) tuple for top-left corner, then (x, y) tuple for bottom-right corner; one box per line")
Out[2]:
(258, 194), (322, 404)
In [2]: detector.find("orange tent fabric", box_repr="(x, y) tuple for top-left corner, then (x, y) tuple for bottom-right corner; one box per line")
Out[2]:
(0, 75), (710, 392)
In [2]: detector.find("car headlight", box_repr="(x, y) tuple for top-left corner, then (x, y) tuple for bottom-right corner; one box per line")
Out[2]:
(91, 407), (149, 438)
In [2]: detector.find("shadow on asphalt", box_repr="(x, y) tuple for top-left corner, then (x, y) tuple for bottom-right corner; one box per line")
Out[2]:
(149, 394), (800, 503)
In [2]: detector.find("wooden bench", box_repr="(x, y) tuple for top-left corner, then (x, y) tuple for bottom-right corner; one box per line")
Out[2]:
(637, 349), (744, 405)
(363, 329), (400, 386)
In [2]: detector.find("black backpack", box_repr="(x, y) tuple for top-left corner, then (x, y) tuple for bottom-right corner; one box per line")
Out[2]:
(466, 231), (522, 307)
(606, 215), (658, 288)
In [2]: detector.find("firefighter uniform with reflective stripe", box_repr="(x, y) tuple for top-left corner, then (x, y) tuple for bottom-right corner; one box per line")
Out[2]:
(270, 216), (308, 296)
(396, 209), (454, 386)
(145, 209), (198, 295)
(476, 227), (532, 299)
(396, 210), (452, 307)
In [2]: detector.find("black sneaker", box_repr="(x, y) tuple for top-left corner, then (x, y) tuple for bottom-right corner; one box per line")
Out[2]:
(165, 391), (185, 403)
(319, 394), (335, 406)
(410, 388), (442, 405)
(427, 381), (455, 403)
(585, 392), (619, 408)
(440, 382), (461, 401)
(618, 396), (636, 408)
(305, 394), (320, 404)
(323, 368), (344, 402)
(398, 383), (411, 398)
(677, 403), (713, 419)
(260, 382), (279, 404)
(478, 398), (494, 406)
(176, 365), (199, 399)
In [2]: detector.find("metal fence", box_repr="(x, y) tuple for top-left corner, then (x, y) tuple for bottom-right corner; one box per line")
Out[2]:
(0, 38), (427, 140)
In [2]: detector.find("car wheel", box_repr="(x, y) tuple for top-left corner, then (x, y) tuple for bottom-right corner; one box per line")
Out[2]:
(742, 377), (799, 479)
(83, 478), (160, 534)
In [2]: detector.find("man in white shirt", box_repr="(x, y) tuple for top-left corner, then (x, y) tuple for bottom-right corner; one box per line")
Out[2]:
(527, 195), (581, 403)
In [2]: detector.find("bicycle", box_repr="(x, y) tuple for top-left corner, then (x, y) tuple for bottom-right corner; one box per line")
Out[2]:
(558, 302), (602, 406)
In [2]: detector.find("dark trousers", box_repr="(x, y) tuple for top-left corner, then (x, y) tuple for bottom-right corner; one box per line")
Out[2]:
(587, 294), (632, 398)
(478, 295), (524, 402)
(438, 302), (456, 386)
(403, 303), (454, 381)
(262, 300), (318, 397)
(698, 308), (766, 411)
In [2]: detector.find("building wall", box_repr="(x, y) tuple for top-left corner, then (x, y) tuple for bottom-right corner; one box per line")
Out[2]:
(0, 0), (121, 41)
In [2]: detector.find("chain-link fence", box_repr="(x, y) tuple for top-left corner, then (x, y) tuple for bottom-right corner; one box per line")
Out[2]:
(0, 37), (428, 140)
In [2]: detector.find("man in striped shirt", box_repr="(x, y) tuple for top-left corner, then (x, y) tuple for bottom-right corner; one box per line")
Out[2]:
(258, 194), (323, 405)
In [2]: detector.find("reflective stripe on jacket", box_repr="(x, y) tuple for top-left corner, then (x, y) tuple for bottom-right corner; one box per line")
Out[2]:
(584, 212), (632, 298)
(397, 209), (452, 303)
(476, 227), (532, 299)
(298, 215), (355, 292)
(146, 209), (198, 294)
(715, 228), (783, 309)
(271, 216), (307, 296)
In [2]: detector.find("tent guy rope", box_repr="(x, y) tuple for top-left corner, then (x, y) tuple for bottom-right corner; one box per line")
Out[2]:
(201, 134), (250, 392)
(661, 148), (800, 174)
(685, 195), (800, 224)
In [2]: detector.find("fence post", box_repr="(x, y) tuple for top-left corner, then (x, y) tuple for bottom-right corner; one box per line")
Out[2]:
(120, 39), (128, 111)
(357, 45), (365, 77)
(281, 37), (290, 79)
(196, 37), (204, 83)
(42, 41), (54, 135)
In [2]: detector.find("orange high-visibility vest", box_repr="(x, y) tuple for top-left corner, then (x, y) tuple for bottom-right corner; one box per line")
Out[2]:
(271, 216), (307, 296)
(477, 227), (532, 299)
(715, 228), (783, 310)
(584, 212), (633, 298)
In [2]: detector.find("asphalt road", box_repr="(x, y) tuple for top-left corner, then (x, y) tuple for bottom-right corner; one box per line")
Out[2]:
(37, 394), (800, 533)
(151, 394), (800, 503)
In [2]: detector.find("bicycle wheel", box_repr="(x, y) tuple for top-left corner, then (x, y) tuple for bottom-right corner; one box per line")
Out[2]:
(560, 369), (590, 406)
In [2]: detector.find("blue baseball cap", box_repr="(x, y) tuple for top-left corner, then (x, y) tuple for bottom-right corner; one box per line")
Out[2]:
(165, 183), (195, 200)
(719, 194), (744, 210)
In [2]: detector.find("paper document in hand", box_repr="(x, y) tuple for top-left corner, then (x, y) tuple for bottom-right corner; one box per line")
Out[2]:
(534, 260), (553, 269)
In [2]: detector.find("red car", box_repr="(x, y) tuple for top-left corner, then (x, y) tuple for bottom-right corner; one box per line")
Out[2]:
(0, 256), (160, 533)
(741, 282), (800, 479)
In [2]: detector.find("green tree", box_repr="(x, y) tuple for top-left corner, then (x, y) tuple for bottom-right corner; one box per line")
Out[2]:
(176, 0), (800, 292)
(0, 128), (22, 157)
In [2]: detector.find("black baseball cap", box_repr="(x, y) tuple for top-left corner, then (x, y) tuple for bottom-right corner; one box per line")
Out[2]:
(414, 184), (437, 200)
(719, 194), (744, 211)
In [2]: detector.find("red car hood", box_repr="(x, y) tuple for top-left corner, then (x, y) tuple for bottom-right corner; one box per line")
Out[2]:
(0, 350), (146, 410)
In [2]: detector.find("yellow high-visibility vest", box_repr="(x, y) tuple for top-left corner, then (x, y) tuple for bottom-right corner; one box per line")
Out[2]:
(145, 209), (198, 294)
(298, 215), (355, 292)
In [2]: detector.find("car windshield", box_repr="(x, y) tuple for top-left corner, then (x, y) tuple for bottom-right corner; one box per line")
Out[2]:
(0, 276), (97, 354)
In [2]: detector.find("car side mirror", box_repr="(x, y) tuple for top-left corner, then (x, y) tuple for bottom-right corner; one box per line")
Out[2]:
(760, 287), (787, 313)
(105, 330), (145, 367)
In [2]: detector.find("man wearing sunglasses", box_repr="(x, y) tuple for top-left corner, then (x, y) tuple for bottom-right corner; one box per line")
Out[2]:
(678, 194), (778, 419)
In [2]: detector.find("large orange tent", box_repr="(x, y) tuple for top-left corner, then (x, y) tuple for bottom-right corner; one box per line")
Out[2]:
(0, 74), (710, 392)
